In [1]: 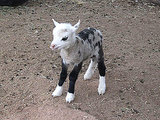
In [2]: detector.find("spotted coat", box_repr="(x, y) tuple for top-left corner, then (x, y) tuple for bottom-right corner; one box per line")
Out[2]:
(60, 27), (103, 65)
(50, 20), (106, 103)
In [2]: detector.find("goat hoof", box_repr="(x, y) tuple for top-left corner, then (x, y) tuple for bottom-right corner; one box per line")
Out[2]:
(52, 85), (63, 97)
(98, 84), (106, 95)
(98, 76), (106, 95)
(66, 92), (75, 103)
(98, 85), (106, 95)
(98, 88), (106, 95)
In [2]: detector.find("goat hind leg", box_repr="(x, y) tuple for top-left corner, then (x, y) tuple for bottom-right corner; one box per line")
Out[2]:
(97, 48), (106, 95)
(84, 59), (97, 80)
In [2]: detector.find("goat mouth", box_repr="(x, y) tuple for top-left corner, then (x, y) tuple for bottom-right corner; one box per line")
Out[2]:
(50, 45), (61, 50)
(54, 46), (59, 49)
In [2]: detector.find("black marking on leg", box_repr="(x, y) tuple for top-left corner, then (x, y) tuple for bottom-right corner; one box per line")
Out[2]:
(98, 47), (106, 76)
(98, 60), (106, 76)
(58, 60), (68, 86)
(68, 62), (83, 93)
(98, 46), (104, 58)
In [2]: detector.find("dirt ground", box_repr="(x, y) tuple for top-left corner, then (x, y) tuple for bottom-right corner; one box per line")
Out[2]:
(0, 0), (160, 120)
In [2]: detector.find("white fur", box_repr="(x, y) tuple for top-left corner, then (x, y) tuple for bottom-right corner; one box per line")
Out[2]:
(66, 92), (75, 103)
(98, 76), (106, 95)
(84, 60), (97, 80)
(52, 85), (63, 97)
(50, 20), (79, 51)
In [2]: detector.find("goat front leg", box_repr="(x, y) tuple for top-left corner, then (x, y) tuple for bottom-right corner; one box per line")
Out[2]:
(66, 62), (83, 103)
(52, 60), (68, 97)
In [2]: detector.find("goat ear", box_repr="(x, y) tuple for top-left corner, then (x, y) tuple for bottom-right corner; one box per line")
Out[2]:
(73, 20), (80, 30)
(52, 19), (59, 27)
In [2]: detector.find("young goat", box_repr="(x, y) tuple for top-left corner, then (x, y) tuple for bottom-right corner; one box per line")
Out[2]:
(50, 20), (106, 103)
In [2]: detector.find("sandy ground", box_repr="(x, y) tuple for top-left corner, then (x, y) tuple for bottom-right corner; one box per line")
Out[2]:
(0, 0), (160, 120)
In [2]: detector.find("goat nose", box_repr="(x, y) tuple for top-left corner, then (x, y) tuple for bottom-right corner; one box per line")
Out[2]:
(50, 44), (55, 49)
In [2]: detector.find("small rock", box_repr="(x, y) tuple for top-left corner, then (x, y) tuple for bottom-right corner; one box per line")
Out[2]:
(121, 108), (126, 112)
(35, 30), (38, 34)
(119, 90), (123, 93)
(132, 108), (139, 114)
(10, 77), (14, 81)
(112, 0), (116, 2)
(139, 79), (144, 83)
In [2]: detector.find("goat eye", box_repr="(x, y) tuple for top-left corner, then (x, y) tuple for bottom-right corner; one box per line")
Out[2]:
(62, 37), (68, 41)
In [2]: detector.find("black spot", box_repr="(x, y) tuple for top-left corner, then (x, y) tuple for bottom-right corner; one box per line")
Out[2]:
(100, 34), (102, 39)
(97, 32), (103, 39)
(89, 28), (96, 32)
(93, 36), (95, 41)
(98, 42), (101, 47)
(90, 31), (94, 35)
(76, 37), (79, 42)
(78, 50), (81, 57)
(78, 29), (89, 41)
(78, 29), (94, 41)
(94, 42), (101, 48)
(88, 39), (92, 44)
(91, 55), (96, 60)
(76, 39), (79, 44)
(91, 55), (96, 58)
(81, 40), (84, 44)
(94, 43), (97, 48)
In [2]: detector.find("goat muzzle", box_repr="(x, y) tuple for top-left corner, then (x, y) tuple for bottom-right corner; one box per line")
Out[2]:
(50, 44), (55, 49)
